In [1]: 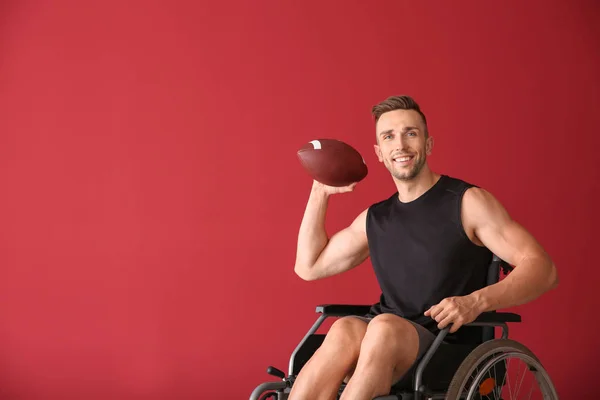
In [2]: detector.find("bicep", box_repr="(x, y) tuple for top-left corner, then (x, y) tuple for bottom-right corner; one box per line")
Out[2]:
(313, 209), (370, 279)
(465, 188), (545, 267)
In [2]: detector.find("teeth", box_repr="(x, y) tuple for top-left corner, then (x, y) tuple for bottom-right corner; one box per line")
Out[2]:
(394, 157), (411, 162)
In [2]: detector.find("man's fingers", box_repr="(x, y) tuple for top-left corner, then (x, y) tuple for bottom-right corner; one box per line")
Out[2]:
(449, 320), (463, 333)
(341, 182), (358, 192)
(428, 302), (457, 320)
(438, 315), (463, 333)
(426, 296), (471, 333)
(437, 313), (455, 329)
(424, 304), (439, 317)
(433, 308), (450, 323)
(427, 305), (442, 319)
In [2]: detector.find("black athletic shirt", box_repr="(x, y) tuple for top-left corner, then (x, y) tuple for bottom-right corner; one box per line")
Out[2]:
(365, 175), (492, 342)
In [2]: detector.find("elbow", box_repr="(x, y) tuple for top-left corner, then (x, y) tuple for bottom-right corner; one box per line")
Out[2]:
(294, 264), (318, 281)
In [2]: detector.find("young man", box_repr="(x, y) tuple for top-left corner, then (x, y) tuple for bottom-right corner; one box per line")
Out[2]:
(289, 95), (558, 400)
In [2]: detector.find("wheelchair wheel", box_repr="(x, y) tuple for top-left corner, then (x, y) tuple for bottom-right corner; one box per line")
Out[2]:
(445, 339), (558, 399)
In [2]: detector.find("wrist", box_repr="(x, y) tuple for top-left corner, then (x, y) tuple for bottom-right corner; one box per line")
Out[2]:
(470, 290), (492, 313)
(311, 181), (330, 197)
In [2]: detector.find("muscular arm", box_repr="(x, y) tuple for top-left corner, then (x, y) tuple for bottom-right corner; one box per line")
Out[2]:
(426, 187), (558, 332)
(294, 183), (369, 281)
(464, 188), (559, 311)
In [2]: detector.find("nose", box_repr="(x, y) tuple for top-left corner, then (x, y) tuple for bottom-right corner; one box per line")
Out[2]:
(391, 134), (408, 152)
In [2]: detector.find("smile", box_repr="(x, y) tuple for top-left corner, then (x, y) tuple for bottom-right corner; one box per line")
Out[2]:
(393, 155), (414, 164)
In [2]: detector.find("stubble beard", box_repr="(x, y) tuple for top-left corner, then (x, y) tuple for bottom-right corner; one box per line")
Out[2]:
(386, 154), (426, 181)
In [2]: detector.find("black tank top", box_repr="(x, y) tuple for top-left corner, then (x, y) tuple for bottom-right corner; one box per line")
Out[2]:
(366, 175), (492, 342)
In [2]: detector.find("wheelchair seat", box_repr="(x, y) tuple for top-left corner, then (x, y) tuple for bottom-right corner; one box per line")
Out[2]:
(250, 255), (558, 400)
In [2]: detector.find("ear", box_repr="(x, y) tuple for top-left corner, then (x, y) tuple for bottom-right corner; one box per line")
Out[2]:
(425, 136), (434, 155)
(373, 144), (384, 162)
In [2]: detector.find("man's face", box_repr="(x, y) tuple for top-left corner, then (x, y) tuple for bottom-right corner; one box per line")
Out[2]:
(373, 109), (433, 182)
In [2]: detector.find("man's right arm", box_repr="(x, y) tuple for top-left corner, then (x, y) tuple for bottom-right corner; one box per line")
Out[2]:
(293, 181), (369, 281)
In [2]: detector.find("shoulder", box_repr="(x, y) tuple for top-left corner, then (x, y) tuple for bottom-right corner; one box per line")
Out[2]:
(441, 175), (495, 207)
(462, 186), (511, 228)
(440, 174), (477, 194)
(463, 186), (506, 213)
(447, 177), (513, 244)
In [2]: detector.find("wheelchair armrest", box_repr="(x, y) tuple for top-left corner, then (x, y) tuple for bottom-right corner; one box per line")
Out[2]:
(469, 311), (521, 324)
(315, 304), (372, 317)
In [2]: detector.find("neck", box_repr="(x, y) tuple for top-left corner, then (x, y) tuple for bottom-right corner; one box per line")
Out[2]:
(394, 166), (441, 203)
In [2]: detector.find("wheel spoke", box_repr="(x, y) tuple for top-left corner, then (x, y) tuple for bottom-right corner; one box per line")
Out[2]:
(514, 358), (528, 399)
(505, 358), (513, 400)
(491, 359), (499, 400)
(510, 356), (521, 399)
(526, 376), (535, 400)
(445, 340), (558, 400)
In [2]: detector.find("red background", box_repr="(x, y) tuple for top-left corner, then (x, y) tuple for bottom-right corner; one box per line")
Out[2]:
(1, 1), (598, 399)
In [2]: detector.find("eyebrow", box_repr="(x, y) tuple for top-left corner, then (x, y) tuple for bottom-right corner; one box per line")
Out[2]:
(378, 126), (420, 137)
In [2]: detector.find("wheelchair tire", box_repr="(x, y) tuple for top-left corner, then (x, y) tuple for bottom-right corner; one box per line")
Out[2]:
(445, 339), (558, 399)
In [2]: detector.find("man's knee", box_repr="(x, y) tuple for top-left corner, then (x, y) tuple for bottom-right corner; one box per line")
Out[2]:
(359, 314), (420, 360)
(323, 316), (368, 354)
(327, 317), (369, 344)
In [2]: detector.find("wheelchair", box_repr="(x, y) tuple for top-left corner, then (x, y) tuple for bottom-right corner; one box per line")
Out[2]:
(250, 255), (559, 400)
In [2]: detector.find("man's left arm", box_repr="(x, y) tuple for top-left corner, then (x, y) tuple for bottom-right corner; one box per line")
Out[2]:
(469, 188), (559, 311)
(425, 187), (559, 332)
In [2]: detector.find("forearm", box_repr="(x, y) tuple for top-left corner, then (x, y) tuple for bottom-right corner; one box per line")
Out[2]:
(472, 254), (558, 312)
(294, 183), (330, 275)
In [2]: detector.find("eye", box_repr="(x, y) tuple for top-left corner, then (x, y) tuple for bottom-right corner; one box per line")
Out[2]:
(407, 131), (417, 137)
(383, 134), (392, 140)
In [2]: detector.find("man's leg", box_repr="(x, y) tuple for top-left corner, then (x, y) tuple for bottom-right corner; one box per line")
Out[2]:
(340, 314), (432, 400)
(288, 316), (368, 400)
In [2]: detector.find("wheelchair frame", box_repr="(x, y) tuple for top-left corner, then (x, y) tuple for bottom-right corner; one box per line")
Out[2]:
(250, 255), (524, 400)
